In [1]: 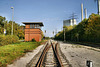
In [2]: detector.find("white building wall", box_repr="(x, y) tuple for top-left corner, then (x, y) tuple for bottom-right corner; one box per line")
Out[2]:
(70, 19), (72, 26)
(73, 19), (76, 25)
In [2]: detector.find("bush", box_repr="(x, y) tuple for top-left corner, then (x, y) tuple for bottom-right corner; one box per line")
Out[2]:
(0, 35), (19, 46)
(0, 42), (38, 67)
(32, 38), (36, 42)
(55, 13), (100, 43)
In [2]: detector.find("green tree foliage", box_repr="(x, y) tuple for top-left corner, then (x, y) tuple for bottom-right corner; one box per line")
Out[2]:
(0, 16), (6, 34)
(55, 26), (75, 40)
(55, 13), (100, 43)
(41, 31), (44, 40)
(0, 16), (5, 26)
(0, 16), (25, 39)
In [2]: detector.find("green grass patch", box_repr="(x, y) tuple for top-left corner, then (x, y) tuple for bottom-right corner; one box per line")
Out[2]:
(0, 42), (41, 67)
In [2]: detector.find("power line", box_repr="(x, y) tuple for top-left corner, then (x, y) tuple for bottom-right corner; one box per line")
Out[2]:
(69, 13), (78, 20)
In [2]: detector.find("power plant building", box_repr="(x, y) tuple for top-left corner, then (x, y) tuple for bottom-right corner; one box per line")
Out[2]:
(63, 19), (76, 26)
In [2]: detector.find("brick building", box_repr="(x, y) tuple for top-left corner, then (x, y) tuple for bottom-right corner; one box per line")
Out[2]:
(22, 22), (44, 42)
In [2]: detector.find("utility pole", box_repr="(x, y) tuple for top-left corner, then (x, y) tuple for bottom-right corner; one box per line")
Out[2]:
(81, 3), (84, 21)
(53, 31), (54, 37)
(45, 30), (46, 37)
(55, 29), (57, 35)
(11, 7), (14, 35)
(63, 28), (65, 42)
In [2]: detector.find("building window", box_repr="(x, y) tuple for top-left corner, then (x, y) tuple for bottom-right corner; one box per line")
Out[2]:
(30, 24), (41, 29)
(33, 24), (34, 28)
(35, 24), (36, 28)
(37, 25), (39, 28)
(35, 24), (39, 28)
(30, 24), (33, 28)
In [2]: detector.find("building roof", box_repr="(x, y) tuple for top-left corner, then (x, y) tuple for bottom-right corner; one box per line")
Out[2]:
(22, 22), (44, 26)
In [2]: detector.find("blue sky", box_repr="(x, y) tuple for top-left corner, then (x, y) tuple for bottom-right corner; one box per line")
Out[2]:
(0, 0), (98, 37)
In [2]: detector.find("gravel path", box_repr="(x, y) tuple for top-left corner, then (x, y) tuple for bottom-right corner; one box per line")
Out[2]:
(59, 41), (100, 67)
(7, 45), (44, 67)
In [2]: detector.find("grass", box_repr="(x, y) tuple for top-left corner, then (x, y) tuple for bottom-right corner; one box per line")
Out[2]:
(0, 41), (43, 67)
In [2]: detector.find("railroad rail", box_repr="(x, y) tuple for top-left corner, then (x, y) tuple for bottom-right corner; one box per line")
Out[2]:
(26, 40), (70, 67)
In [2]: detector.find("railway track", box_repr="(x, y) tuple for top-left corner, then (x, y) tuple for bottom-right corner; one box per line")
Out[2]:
(26, 40), (71, 67)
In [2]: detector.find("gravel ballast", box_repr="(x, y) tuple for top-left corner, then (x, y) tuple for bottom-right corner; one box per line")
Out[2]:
(59, 41), (100, 67)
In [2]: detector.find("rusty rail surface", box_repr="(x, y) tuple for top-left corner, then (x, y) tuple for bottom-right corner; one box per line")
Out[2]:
(55, 43), (64, 67)
(35, 41), (65, 67)
(51, 42), (64, 67)
(35, 43), (52, 67)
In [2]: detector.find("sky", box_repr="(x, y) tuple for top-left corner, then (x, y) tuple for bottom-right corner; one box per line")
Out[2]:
(0, 0), (98, 37)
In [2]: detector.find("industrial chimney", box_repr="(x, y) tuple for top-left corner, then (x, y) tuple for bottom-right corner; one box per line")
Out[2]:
(85, 8), (87, 19)
(98, 0), (100, 15)
(81, 3), (84, 21)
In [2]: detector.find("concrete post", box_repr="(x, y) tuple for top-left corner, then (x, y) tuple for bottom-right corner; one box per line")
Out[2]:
(86, 60), (93, 67)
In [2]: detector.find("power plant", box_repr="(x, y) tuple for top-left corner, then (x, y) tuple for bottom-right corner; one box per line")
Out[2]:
(85, 8), (87, 19)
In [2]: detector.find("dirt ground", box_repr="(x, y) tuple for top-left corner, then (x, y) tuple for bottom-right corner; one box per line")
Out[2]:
(59, 41), (100, 67)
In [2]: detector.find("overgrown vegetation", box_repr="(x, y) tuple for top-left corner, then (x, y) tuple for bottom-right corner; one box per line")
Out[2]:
(0, 35), (19, 46)
(55, 13), (100, 43)
(0, 41), (43, 67)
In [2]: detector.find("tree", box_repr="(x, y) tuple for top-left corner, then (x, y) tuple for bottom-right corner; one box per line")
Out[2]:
(0, 16), (25, 39)
(0, 16), (6, 34)
(55, 13), (100, 43)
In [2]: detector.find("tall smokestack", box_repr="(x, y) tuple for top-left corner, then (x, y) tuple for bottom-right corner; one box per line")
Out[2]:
(85, 8), (87, 19)
(81, 3), (84, 21)
(98, 0), (100, 15)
